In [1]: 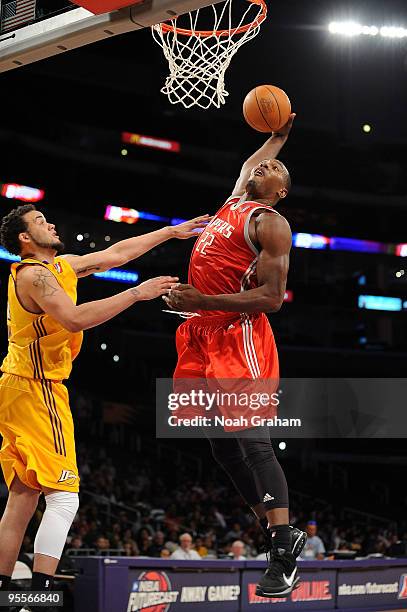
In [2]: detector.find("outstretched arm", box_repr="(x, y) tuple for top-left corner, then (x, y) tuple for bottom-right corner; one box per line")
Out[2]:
(232, 113), (295, 196)
(63, 215), (210, 278)
(18, 265), (178, 332)
(163, 212), (292, 314)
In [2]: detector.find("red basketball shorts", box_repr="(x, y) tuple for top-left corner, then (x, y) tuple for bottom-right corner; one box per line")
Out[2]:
(173, 313), (279, 431)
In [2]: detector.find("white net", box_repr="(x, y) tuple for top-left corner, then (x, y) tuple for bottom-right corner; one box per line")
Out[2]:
(151, 0), (266, 109)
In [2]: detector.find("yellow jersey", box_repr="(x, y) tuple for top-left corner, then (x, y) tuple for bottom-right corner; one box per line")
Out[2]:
(1, 256), (83, 381)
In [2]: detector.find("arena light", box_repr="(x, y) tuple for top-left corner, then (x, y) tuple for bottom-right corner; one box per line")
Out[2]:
(1, 182), (45, 203)
(380, 26), (407, 38)
(328, 21), (407, 38)
(93, 269), (139, 283)
(396, 244), (407, 257)
(358, 295), (402, 312)
(105, 205), (140, 224)
(330, 237), (387, 254)
(292, 233), (329, 250)
(328, 22), (379, 37)
(104, 205), (186, 226)
(0, 247), (19, 262)
(103, 209), (407, 257)
(121, 132), (181, 153)
(139, 211), (169, 222)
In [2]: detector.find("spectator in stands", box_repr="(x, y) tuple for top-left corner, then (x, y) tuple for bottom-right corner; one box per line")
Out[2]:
(146, 531), (164, 557)
(137, 528), (153, 556)
(349, 534), (363, 553)
(203, 533), (217, 558)
(230, 541), (247, 561)
(164, 504), (182, 532)
(332, 527), (347, 550)
(225, 522), (243, 542)
(387, 533), (407, 558)
(207, 505), (226, 530)
(70, 536), (83, 552)
(84, 519), (102, 547)
(95, 536), (110, 555)
(123, 541), (140, 556)
(160, 548), (171, 558)
(300, 521), (326, 560)
(138, 516), (155, 537)
(241, 533), (257, 559)
(194, 536), (208, 558)
(107, 522), (122, 543)
(170, 533), (201, 560)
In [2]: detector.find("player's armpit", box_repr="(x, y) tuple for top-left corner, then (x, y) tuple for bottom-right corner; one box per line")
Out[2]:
(255, 212), (292, 312)
(18, 265), (78, 332)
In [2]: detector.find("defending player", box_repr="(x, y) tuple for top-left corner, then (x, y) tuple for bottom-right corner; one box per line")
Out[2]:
(0, 206), (208, 600)
(164, 114), (306, 598)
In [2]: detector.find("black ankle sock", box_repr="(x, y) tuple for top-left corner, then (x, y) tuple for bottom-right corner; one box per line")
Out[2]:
(0, 574), (11, 590)
(32, 572), (54, 591)
(270, 524), (291, 552)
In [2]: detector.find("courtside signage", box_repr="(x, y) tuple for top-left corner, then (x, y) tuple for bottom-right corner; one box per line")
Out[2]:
(127, 570), (240, 611)
(241, 570), (336, 610)
(337, 568), (407, 608)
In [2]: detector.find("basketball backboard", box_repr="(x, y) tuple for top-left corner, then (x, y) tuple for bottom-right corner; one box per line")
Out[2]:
(0, 0), (224, 73)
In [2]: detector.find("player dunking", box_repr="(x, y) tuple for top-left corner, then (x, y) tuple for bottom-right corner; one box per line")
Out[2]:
(0, 206), (208, 603)
(164, 114), (307, 598)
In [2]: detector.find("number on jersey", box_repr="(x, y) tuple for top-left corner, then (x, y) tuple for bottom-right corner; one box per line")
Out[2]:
(195, 231), (215, 256)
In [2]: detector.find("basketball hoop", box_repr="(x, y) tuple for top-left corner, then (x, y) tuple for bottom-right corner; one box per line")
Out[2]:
(151, 0), (267, 109)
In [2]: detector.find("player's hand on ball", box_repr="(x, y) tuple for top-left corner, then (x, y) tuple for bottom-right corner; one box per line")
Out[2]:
(135, 276), (179, 301)
(163, 283), (205, 311)
(272, 113), (296, 140)
(170, 215), (212, 239)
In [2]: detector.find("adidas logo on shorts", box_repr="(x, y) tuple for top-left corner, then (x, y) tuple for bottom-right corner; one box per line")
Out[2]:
(263, 493), (275, 502)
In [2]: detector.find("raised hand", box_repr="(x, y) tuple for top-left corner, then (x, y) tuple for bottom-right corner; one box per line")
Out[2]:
(170, 215), (212, 239)
(272, 113), (296, 141)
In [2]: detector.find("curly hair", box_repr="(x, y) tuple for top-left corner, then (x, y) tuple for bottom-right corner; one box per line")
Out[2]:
(0, 204), (36, 256)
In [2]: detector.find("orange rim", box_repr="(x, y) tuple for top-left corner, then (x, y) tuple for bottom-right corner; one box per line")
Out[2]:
(158, 0), (267, 38)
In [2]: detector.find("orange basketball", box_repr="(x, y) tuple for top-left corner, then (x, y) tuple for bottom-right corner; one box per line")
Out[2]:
(243, 85), (291, 133)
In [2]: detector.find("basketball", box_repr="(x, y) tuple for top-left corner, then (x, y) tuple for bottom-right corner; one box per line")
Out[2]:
(243, 85), (291, 132)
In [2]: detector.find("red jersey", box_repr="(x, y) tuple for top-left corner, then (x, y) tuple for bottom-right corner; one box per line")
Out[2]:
(189, 196), (279, 315)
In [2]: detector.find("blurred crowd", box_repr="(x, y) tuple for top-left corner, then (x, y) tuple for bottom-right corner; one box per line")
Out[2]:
(7, 438), (405, 564)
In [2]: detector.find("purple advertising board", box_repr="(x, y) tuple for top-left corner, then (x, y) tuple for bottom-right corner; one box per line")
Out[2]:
(96, 559), (243, 612)
(73, 557), (407, 612)
(337, 567), (407, 609)
(125, 567), (241, 612)
(241, 568), (336, 611)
